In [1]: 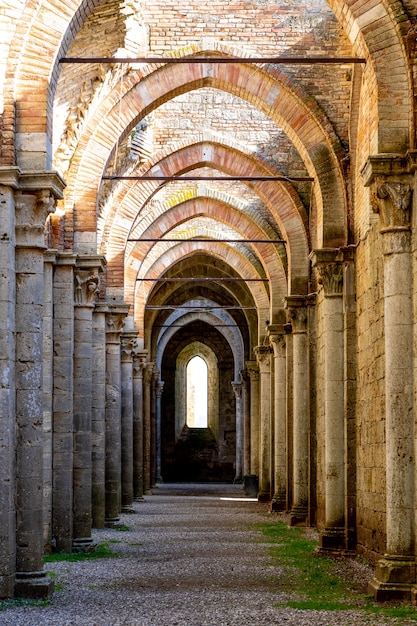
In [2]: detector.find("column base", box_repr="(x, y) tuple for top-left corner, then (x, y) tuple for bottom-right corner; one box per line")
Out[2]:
(105, 516), (120, 528)
(369, 556), (416, 602)
(72, 537), (98, 553)
(289, 505), (308, 526)
(258, 490), (271, 503)
(134, 496), (145, 502)
(270, 494), (286, 512)
(121, 505), (136, 514)
(15, 570), (54, 600)
(317, 527), (346, 553)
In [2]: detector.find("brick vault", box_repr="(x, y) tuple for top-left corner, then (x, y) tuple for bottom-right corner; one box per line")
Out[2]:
(1, 0), (417, 603)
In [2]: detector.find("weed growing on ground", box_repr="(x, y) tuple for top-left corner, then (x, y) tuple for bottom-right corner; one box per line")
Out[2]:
(44, 542), (118, 563)
(257, 521), (417, 622)
(0, 599), (50, 611)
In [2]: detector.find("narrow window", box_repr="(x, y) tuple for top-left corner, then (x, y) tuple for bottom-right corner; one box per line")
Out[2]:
(186, 356), (208, 428)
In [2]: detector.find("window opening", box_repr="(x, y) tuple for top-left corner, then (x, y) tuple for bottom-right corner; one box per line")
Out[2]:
(186, 356), (208, 428)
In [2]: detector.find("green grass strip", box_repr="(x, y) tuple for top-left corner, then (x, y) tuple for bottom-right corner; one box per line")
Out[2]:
(257, 521), (417, 621)
(44, 542), (118, 563)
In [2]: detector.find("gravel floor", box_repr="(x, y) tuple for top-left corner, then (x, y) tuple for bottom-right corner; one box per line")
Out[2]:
(0, 484), (414, 625)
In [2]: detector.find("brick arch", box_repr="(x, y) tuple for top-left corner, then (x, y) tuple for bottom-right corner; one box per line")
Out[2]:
(124, 198), (286, 313)
(104, 140), (308, 295)
(134, 245), (271, 335)
(327, 0), (413, 152)
(65, 59), (347, 249)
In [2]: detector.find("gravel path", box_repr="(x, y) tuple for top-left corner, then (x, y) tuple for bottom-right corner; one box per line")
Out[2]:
(0, 484), (413, 625)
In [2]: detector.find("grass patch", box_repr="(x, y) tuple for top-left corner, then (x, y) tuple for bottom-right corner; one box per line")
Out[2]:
(257, 521), (417, 622)
(0, 599), (50, 611)
(44, 542), (118, 563)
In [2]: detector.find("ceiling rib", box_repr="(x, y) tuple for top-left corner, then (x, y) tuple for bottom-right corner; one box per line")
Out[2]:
(102, 175), (313, 182)
(129, 238), (285, 243)
(136, 277), (269, 281)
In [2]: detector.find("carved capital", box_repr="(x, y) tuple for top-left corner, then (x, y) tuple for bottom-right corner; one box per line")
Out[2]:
(254, 345), (271, 372)
(231, 381), (242, 399)
(143, 363), (154, 386)
(284, 296), (307, 333)
(269, 333), (286, 357)
(121, 331), (138, 362)
(246, 361), (259, 383)
(74, 269), (100, 306)
(155, 381), (165, 398)
(371, 180), (412, 233)
(106, 303), (130, 343)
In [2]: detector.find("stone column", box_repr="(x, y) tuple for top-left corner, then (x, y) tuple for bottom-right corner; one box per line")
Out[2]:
(105, 304), (129, 526)
(269, 326), (287, 512)
(14, 172), (64, 598)
(285, 296), (309, 526)
(0, 169), (18, 598)
(43, 249), (56, 552)
(240, 369), (251, 477)
(92, 303), (108, 529)
(143, 363), (154, 493)
(150, 369), (159, 487)
(246, 361), (260, 478)
(363, 158), (416, 600)
(155, 380), (164, 483)
(121, 331), (137, 512)
(311, 249), (345, 550)
(73, 256), (105, 550)
(232, 382), (243, 482)
(133, 350), (147, 500)
(254, 346), (272, 502)
(52, 252), (76, 552)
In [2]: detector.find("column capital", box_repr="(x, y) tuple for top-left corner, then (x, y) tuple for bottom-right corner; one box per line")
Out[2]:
(155, 381), (165, 398)
(310, 248), (344, 296)
(284, 296), (307, 333)
(231, 381), (243, 399)
(133, 349), (148, 378)
(105, 303), (130, 343)
(121, 331), (138, 362)
(246, 360), (260, 382)
(269, 329), (286, 357)
(143, 362), (155, 385)
(254, 345), (271, 372)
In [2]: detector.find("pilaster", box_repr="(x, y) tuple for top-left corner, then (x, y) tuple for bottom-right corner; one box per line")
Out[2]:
(72, 255), (105, 551)
(269, 325), (287, 512)
(363, 155), (416, 600)
(246, 361), (260, 479)
(143, 363), (154, 493)
(311, 249), (345, 551)
(285, 296), (309, 526)
(155, 379), (164, 484)
(105, 303), (130, 526)
(14, 175), (63, 598)
(121, 331), (137, 512)
(254, 345), (272, 502)
(132, 349), (147, 500)
(232, 381), (243, 483)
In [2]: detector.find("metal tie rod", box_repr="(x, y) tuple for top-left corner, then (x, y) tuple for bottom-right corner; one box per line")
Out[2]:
(146, 305), (256, 310)
(60, 56), (366, 65)
(137, 277), (268, 281)
(103, 175), (313, 182)
(129, 238), (285, 243)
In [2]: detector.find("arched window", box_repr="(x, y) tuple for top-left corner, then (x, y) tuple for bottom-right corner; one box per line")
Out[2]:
(186, 356), (208, 428)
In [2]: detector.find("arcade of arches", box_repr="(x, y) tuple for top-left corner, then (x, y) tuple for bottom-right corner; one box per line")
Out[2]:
(3, 0), (417, 605)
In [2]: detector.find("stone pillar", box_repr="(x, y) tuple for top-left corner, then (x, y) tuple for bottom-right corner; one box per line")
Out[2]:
(285, 296), (309, 526)
(52, 253), (76, 552)
(72, 256), (105, 550)
(155, 379), (164, 483)
(311, 249), (345, 550)
(240, 369), (251, 477)
(232, 381), (243, 482)
(246, 361), (260, 478)
(133, 350), (147, 500)
(43, 250), (56, 552)
(150, 369), (159, 487)
(254, 346), (272, 502)
(269, 326), (287, 512)
(0, 169), (18, 598)
(363, 157), (416, 600)
(105, 304), (129, 526)
(143, 363), (154, 493)
(121, 331), (137, 512)
(14, 172), (64, 598)
(92, 303), (108, 528)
